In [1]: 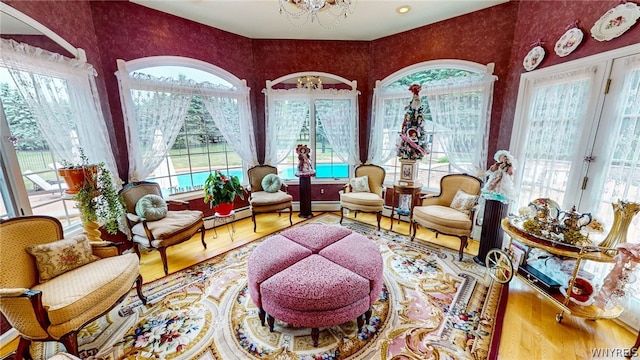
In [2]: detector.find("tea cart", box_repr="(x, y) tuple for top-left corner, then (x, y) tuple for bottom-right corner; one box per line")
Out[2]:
(501, 216), (623, 323)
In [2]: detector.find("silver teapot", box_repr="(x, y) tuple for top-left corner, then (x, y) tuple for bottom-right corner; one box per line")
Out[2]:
(558, 205), (592, 232)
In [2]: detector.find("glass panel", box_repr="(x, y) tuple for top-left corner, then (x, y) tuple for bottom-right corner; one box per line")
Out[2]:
(516, 76), (591, 209)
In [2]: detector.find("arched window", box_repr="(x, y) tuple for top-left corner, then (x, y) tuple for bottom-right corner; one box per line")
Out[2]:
(263, 72), (359, 180)
(116, 56), (256, 194)
(369, 60), (497, 190)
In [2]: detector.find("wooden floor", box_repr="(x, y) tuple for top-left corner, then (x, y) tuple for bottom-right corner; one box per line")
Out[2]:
(1, 211), (636, 359)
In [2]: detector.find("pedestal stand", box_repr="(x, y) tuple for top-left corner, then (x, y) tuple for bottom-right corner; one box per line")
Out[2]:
(296, 172), (313, 218)
(474, 198), (509, 266)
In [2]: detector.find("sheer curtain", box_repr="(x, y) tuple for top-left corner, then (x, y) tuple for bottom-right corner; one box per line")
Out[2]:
(116, 69), (193, 182)
(368, 86), (412, 165)
(314, 92), (359, 165)
(263, 89), (311, 165)
(0, 39), (118, 177)
(514, 66), (598, 209)
(423, 73), (497, 176)
(199, 81), (258, 167)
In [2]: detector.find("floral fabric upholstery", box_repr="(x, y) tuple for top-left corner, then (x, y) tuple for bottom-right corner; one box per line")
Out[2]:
(247, 225), (383, 330)
(349, 176), (370, 193)
(27, 235), (96, 282)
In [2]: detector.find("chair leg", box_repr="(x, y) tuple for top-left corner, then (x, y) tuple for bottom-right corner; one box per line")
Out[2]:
(288, 206), (293, 225)
(252, 212), (257, 232)
(16, 337), (31, 360)
(199, 225), (207, 249)
(458, 236), (468, 261)
(376, 211), (382, 231)
(159, 248), (169, 275)
(135, 274), (147, 305)
(410, 221), (417, 241)
(340, 207), (345, 225)
(60, 332), (79, 356)
(311, 328), (320, 347)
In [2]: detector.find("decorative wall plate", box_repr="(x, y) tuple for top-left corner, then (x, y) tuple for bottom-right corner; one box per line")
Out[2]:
(590, 2), (640, 41)
(523, 46), (545, 71)
(554, 27), (584, 57)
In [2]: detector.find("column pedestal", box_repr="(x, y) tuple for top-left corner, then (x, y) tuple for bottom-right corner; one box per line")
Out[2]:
(474, 199), (509, 266)
(297, 173), (313, 218)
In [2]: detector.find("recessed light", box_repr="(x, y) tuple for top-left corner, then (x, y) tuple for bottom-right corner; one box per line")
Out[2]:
(396, 5), (411, 14)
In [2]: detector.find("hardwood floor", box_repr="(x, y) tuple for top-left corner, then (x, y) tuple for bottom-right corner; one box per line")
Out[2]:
(1, 211), (635, 359)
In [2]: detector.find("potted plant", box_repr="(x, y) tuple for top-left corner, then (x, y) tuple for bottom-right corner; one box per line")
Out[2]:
(203, 170), (246, 215)
(57, 149), (98, 194)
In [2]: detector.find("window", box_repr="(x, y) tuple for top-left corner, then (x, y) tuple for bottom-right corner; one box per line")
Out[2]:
(264, 73), (359, 180)
(369, 60), (496, 191)
(116, 57), (257, 195)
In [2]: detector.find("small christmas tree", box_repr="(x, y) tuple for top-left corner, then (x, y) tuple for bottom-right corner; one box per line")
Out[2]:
(396, 84), (429, 160)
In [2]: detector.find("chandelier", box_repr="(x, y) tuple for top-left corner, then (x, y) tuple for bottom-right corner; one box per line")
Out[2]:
(279, 0), (356, 29)
(297, 76), (323, 89)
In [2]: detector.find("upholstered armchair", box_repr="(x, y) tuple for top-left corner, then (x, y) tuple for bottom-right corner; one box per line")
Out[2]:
(247, 165), (293, 232)
(0, 215), (146, 359)
(119, 181), (206, 275)
(340, 164), (386, 231)
(410, 174), (482, 260)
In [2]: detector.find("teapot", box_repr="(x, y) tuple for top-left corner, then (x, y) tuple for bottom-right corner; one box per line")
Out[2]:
(558, 205), (592, 232)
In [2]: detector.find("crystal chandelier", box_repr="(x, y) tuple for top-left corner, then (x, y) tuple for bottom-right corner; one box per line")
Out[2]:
(279, 0), (356, 29)
(297, 76), (323, 89)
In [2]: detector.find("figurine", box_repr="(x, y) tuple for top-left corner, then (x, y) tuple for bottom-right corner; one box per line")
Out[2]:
(483, 150), (516, 201)
(296, 144), (315, 175)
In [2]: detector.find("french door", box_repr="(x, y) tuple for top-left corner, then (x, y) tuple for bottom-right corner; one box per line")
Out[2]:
(511, 46), (640, 329)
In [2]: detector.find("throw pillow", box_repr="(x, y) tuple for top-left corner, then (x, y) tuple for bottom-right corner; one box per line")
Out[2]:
(27, 235), (95, 282)
(350, 176), (370, 192)
(135, 194), (168, 221)
(450, 189), (478, 214)
(261, 173), (282, 193)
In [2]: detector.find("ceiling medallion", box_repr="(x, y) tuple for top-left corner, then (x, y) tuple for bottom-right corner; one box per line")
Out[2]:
(279, 0), (356, 29)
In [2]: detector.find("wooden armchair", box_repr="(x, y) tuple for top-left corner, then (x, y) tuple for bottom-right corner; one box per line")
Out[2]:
(247, 165), (293, 232)
(410, 174), (482, 260)
(339, 164), (386, 231)
(119, 181), (206, 275)
(0, 216), (146, 359)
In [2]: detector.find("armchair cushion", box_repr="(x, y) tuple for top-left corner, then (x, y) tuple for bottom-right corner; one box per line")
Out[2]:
(131, 210), (203, 241)
(350, 175), (370, 193)
(340, 192), (384, 208)
(135, 194), (168, 221)
(450, 189), (478, 214)
(413, 205), (472, 232)
(250, 190), (293, 206)
(27, 235), (96, 282)
(261, 174), (282, 193)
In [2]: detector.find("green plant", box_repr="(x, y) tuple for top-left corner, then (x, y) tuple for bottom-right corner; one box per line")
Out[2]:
(203, 171), (246, 208)
(73, 162), (125, 235)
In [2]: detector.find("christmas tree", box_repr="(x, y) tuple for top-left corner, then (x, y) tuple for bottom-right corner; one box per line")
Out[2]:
(396, 84), (429, 160)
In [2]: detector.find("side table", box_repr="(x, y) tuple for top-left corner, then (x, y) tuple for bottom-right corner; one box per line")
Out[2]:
(390, 183), (422, 231)
(207, 210), (236, 241)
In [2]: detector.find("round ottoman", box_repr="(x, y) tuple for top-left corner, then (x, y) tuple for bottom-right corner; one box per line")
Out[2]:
(247, 224), (383, 347)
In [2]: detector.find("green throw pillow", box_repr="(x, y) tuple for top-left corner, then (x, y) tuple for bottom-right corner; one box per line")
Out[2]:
(135, 194), (168, 221)
(261, 173), (282, 193)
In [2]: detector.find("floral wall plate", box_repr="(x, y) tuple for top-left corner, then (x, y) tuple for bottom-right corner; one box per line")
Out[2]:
(555, 27), (583, 57)
(590, 2), (640, 41)
(523, 45), (545, 71)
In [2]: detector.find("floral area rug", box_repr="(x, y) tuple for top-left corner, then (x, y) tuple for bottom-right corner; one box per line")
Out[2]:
(38, 213), (507, 360)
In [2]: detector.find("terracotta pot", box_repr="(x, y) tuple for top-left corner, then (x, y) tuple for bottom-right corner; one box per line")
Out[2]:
(57, 165), (97, 194)
(213, 202), (234, 216)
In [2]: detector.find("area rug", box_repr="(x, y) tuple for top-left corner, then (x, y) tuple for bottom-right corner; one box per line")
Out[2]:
(36, 213), (507, 360)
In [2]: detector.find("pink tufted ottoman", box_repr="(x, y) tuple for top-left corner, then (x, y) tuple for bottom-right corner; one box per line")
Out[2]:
(247, 224), (383, 347)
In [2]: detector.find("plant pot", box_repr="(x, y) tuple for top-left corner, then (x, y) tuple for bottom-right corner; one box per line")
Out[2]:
(213, 202), (234, 216)
(57, 165), (98, 194)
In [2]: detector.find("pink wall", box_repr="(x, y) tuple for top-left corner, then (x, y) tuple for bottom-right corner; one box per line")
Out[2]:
(4, 1), (639, 176)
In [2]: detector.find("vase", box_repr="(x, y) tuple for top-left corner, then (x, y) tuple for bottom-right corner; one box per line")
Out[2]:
(57, 165), (97, 194)
(214, 202), (234, 216)
(83, 219), (102, 242)
(598, 200), (640, 253)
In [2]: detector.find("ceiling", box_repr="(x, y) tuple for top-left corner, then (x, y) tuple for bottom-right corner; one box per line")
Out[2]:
(130, 0), (509, 41)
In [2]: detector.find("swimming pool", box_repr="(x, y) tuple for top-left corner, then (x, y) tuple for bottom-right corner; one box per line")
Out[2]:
(152, 163), (349, 193)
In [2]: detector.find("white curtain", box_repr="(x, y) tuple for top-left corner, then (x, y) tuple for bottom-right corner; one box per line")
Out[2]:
(198, 82), (258, 167)
(424, 73), (497, 177)
(264, 89), (311, 165)
(314, 94), (359, 165)
(116, 71), (193, 182)
(368, 87), (413, 165)
(0, 39), (118, 178)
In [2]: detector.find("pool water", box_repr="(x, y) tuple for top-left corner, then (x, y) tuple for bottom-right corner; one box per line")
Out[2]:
(152, 164), (349, 192)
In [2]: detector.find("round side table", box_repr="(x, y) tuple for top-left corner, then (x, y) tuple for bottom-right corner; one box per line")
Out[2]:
(210, 210), (236, 241)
